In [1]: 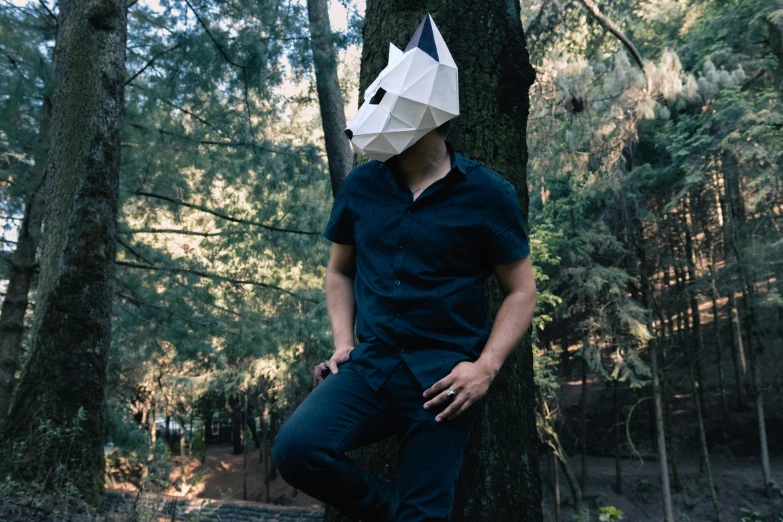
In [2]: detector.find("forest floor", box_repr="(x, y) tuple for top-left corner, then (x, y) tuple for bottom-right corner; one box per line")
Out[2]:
(107, 443), (323, 508)
(104, 443), (783, 522)
(541, 454), (783, 522)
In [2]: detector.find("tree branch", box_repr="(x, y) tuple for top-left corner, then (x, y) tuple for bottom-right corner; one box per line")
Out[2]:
(133, 191), (319, 236)
(125, 42), (184, 86)
(116, 260), (310, 301)
(182, 0), (250, 69)
(579, 0), (649, 88)
(116, 291), (241, 336)
(120, 227), (246, 237)
(129, 123), (323, 157)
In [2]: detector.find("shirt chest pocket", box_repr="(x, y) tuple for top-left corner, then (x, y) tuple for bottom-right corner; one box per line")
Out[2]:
(407, 202), (484, 272)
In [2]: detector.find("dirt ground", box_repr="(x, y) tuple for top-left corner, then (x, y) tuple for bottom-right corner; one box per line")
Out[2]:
(108, 443), (323, 509)
(541, 454), (783, 521)
(108, 443), (783, 521)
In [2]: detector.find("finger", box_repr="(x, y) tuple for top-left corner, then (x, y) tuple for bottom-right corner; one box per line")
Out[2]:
(423, 389), (454, 410)
(448, 399), (474, 421)
(436, 396), (468, 422)
(423, 376), (454, 399)
(328, 359), (340, 375)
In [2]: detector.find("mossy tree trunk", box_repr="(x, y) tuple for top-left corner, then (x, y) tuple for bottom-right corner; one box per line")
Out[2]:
(0, 0), (126, 506)
(325, 2), (541, 520)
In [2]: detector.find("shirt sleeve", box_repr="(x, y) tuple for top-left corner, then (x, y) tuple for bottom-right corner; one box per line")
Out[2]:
(482, 179), (530, 266)
(323, 179), (355, 245)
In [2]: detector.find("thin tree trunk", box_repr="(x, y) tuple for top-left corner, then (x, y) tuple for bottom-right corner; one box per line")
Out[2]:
(0, 98), (50, 429)
(179, 416), (186, 493)
(684, 337), (722, 520)
(613, 381), (623, 495)
(716, 168), (748, 408)
(707, 255), (730, 427)
(307, 0), (353, 196)
(724, 161), (774, 496)
(229, 395), (243, 455)
(580, 348), (588, 490)
(263, 400), (270, 502)
(661, 257), (682, 493)
(683, 198), (709, 417)
(268, 409), (278, 481)
(242, 392), (248, 501)
(324, 4), (541, 520)
(0, 0), (127, 505)
(552, 450), (560, 522)
(639, 243), (675, 522)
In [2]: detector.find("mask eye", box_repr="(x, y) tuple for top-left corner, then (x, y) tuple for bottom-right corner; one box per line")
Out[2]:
(369, 87), (386, 105)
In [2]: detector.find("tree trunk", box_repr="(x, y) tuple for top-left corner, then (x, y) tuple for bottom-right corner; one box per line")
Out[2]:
(579, 349), (588, 490)
(613, 381), (622, 495)
(229, 395), (243, 456)
(0, 0), (126, 506)
(262, 400), (270, 502)
(715, 169), (748, 408)
(242, 392), (249, 501)
(707, 255), (730, 427)
(640, 250), (675, 522)
(684, 334), (722, 520)
(722, 161), (774, 496)
(0, 98), (51, 429)
(307, 0), (353, 196)
(325, 3), (540, 521)
(683, 198), (709, 418)
(268, 409), (278, 481)
(552, 450), (560, 522)
(179, 416), (186, 492)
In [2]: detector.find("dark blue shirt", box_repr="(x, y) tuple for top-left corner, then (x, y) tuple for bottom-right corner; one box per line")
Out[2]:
(324, 143), (530, 391)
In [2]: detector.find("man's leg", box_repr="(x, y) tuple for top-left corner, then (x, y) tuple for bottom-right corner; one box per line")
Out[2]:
(383, 363), (478, 522)
(272, 360), (397, 521)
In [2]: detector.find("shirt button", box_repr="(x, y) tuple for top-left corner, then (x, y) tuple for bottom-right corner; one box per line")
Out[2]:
(399, 244), (404, 249)
(394, 312), (400, 317)
(394, 280), (401, 286)
(399, 347), (405, 352)
(405, 210), (411, 214)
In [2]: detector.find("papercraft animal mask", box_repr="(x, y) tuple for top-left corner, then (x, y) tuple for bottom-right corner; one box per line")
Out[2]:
(344, 13), (459, 162)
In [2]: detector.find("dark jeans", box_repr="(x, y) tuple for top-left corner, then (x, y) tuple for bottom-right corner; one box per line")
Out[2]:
(272, 358), (478, 522)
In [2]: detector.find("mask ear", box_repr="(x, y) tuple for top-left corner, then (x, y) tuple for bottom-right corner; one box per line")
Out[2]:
(388, 43), (402, 64)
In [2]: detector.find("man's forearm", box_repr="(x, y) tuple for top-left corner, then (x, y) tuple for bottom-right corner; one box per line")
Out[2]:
(325, 269), (356, 348)
(476, 288), (536, 378)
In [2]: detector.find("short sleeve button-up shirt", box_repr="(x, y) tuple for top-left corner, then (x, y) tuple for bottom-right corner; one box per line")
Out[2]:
(324, 143), (530, 391)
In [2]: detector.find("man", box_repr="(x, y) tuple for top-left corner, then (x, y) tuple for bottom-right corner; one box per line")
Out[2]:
(273, 14), (536, 522)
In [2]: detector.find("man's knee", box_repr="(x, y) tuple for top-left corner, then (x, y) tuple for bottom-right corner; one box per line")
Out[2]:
(272, 423), (332, 484)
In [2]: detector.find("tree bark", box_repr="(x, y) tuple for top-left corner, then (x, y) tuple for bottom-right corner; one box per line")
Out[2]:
(324, 3), (540, 521)
(307, 0), (353, 196)
(0, 0), (126, 506)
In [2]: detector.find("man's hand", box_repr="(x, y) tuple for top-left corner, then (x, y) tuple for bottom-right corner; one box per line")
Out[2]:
(313, 344), (354, 386)
(421, 360), (495, 422)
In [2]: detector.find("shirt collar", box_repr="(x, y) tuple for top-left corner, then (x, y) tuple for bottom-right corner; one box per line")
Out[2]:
(445, 140), (468, 176)
(379, 139), (467, 190)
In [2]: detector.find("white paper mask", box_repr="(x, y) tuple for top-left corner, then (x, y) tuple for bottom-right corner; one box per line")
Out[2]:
(344, 13), (459, 162)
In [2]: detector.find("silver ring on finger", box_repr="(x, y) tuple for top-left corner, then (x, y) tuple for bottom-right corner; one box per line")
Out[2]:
(446, 388), (456, 400)
(320, 361), (329, 370)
